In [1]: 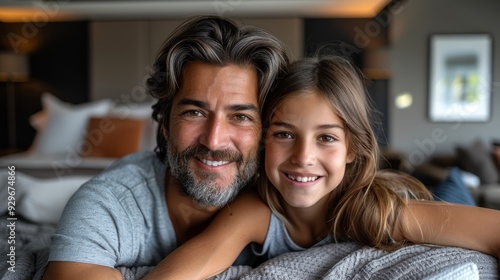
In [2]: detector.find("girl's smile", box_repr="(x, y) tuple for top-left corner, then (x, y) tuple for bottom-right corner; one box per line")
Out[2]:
(282, 170), (322, 184)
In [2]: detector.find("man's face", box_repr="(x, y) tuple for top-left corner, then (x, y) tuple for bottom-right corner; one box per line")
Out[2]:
(166, 62), (261, 207)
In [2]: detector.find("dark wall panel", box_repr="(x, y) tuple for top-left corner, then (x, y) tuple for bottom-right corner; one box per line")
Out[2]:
(304, 18), (389, 68)
(304, 17), (390, 147)
(0, 21), (89, 150)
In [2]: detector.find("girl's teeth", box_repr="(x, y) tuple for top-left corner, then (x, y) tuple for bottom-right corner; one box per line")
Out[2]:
(287, 174), (318, 182)
(201, 159), (229, 166)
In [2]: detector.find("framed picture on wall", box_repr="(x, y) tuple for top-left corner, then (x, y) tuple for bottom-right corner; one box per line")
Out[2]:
(428, 33), (493, 122)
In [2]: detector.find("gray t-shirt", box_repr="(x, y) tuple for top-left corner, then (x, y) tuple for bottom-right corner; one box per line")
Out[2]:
(49, 151), (255, 268)
(253, 213), (334, 259)
(49, 152), (175, 268)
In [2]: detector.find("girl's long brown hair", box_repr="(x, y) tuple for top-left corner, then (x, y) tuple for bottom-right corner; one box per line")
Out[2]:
(259, 55), (432, 250)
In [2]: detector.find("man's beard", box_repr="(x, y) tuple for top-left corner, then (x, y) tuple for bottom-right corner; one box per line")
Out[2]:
(166, 142), (259, 208)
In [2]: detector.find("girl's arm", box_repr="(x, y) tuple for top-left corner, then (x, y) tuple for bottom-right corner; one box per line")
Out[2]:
(398, 201), (500, 259)
(143, 189), (271, 280)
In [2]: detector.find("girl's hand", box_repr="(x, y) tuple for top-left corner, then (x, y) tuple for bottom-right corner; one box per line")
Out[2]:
(401, 201), (500, 264)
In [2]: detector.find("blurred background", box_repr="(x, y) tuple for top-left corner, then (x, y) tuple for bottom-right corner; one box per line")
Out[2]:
(0, 0), (499, 164)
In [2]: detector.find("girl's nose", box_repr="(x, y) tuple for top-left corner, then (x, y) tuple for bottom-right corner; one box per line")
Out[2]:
(290, 139), (315, 167)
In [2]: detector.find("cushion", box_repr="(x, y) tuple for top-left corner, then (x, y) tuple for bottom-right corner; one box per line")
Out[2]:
(32, 93), (112, 156)
(108, 100), (154, 119)
(0, 172), (92, 224)
(430, 154), (458, 167)
(456, 140), (499, 184)
(460, 170), (480, 189)
(80, 116), (145, 158)
(28, 109), (47, 131)
(432, 167), (476, 206)
(108, 101), (157, 151)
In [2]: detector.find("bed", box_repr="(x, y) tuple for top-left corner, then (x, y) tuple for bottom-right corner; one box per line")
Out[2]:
(1, 93), (498, 279)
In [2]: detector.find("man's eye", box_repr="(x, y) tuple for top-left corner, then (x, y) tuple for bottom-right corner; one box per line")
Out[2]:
(234, 114), (250, 122)
(183, 110), (203, 117)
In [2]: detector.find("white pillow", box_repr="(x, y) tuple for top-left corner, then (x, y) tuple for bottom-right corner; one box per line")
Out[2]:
(33, 93), (112, 156)
(460, 169), (481, 189)
(0, 172), (92, 224)
(108, 100), (155, 119)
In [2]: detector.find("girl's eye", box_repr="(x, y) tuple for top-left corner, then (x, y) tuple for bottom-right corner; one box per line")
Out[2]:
(273, 132), (293, 139)
(318, 135), (336, 143)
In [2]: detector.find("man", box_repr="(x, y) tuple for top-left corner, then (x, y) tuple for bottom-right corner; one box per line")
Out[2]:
(43, 16), (288, 279)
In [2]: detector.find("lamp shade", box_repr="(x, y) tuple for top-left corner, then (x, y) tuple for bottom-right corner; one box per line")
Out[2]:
(0, 52), (29, 82)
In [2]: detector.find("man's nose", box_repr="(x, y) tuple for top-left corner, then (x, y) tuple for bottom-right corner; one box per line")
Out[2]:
(199, 116), (231, 150)
(289, 139), (316, 167)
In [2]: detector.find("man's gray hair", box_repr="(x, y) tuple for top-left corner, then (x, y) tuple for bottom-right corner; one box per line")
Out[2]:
(147, 15), (289, 162)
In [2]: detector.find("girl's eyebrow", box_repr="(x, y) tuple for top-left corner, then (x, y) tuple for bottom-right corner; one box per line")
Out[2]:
(270, 121), (344, 130)
(270, 121), (294, 129)
(317, 124), (345, 130)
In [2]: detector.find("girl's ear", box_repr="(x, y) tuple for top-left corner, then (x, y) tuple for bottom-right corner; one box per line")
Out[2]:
(346, 150), (356, 164)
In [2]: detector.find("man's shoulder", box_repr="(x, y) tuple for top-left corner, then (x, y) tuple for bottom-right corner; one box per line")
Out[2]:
(111, 151), (161, 167)
(85, 151), (166, 195)
(50, 152), (173, 269)
(102, 151), (162, 176)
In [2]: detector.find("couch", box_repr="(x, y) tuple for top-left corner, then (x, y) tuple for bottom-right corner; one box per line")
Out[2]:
(412, 139), (500, 209)
(1, 95), (499, 279)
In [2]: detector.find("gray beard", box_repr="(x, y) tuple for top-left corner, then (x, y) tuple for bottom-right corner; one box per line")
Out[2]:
(166, 143), (258, 208)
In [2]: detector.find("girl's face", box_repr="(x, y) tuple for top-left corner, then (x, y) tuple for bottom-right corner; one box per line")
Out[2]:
(265, 91), (355, 209)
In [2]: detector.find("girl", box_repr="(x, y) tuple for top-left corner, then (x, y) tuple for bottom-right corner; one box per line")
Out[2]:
(144, 55), (500, 279)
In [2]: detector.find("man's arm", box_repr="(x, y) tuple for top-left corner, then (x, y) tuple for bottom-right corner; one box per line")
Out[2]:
(143, 190), (271, 280)
(399, 201), (500, 260)
(42, 262), (122, 280)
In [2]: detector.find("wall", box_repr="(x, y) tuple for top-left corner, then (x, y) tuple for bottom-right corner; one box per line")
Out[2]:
(90, 21), (152, 103)
(0, 22), (89, 150)
(303, 18), (390, 147)
(0, 17), (302, 151)
(90, 18), (303, 101)
(390, 0), (500, 166)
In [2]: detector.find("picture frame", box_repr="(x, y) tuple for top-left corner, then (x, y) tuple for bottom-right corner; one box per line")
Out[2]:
(428, 34), (493, 122)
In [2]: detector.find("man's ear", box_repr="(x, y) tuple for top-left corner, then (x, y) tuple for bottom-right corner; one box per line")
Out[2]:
(161, 126), (169, 140)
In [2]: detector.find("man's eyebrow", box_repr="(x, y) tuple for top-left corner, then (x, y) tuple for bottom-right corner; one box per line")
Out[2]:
(177, 98), (208, 109)
(227, 104), (259, 113)
(177, 98), (259, 113)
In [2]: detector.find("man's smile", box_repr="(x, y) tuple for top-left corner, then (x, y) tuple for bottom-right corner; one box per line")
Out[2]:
(200, 158), (231, 167)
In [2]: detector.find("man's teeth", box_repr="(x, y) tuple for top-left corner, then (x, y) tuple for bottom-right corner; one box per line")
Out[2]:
(201, 159), (229, 166)
(286, 174), (318, 182)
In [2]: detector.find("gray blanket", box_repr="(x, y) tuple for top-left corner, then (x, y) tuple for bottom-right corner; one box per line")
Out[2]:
(1, 216), (498, 279)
